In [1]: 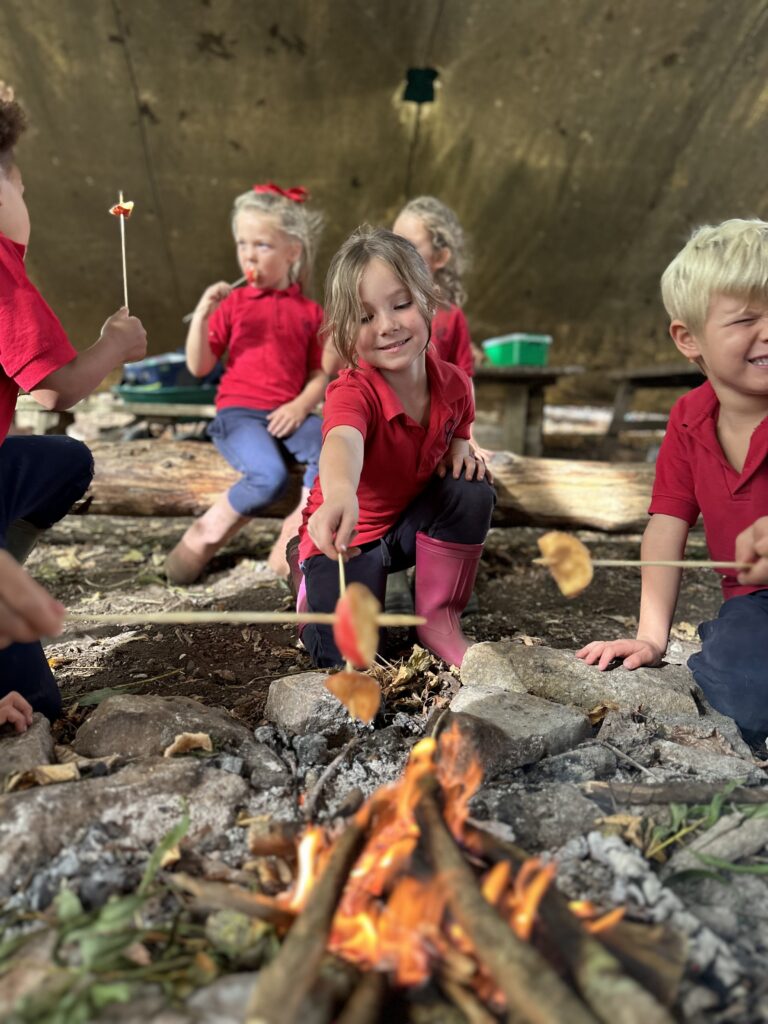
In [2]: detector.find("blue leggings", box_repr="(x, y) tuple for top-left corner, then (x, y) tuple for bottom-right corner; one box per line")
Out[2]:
(208, 407), (322, 515)
(688, 590), (768, 743)
(0, 435), (94, 719)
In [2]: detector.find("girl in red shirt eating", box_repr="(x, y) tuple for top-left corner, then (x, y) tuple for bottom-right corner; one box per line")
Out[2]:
(165, 184), (327, 584)
(297, 226), (495, 668)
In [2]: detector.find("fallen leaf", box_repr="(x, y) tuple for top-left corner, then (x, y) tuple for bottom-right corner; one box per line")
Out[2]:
(160, 844), (182, 868)
(54, 550), (82, 571)
(588, 700), (621, 726)
(119, 548), (146, 564)
(325, 671), (381, 724)
(163, 732), (213, 757)
(596, 813), (645, 849)
(5, 762), (81, 792)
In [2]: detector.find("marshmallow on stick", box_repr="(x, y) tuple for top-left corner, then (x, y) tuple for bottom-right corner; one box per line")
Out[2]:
(534, 530), (751, 599)
(108, 191), (134, 309)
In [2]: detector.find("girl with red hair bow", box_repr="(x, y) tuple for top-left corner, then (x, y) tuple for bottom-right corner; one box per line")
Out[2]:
(165, 185), (327, 584)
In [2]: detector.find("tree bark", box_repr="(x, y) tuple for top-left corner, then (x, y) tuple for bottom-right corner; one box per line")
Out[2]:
(78, 441), (654, 531)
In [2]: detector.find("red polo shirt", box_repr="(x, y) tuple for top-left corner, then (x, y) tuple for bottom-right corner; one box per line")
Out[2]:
(299, 349), (474, 560)
(432, 304), (474, 377)
(649, 380), (768, 599)
(209, 283), (323, 410)
(0, 233), (77, 443)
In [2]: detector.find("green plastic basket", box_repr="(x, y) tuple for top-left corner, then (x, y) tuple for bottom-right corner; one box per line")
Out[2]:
(113, 384), (218, 405)
(482, 333), (552, 367)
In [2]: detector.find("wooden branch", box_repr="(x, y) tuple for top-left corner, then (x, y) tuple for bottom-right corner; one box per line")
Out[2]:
(245, 818), (367, 1024)
(415, 776), (599, 1024)
(580, 780), (768, 807)
(78, 441), (655, 532)
(335, 971), (387, 1024)
(169, 873), (294, 930)
(469, 827), (680, 1022)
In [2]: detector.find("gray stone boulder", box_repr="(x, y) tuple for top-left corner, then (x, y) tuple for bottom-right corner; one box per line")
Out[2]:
(0, 714), (54, 782)
(461, 642), (698, 716)
(450, 684), (591, 772)
(265, 671), (356, 740)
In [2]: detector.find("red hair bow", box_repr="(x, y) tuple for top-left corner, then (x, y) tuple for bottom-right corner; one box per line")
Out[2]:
(252, 182), (309, 203)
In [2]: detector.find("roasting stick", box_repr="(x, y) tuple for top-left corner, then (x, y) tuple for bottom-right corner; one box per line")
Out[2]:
(108, 190), (134, 309)
(66, 609), (424, 628)
(181, 275), (247, 323)
(534, 557), (750, 570)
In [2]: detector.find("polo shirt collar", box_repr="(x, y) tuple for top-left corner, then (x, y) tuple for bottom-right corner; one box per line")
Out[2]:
(684, 379), (768, 489)
(245, 282), (301, 300)
(357, 346), (465, 423)
(0, 231), (26, 260)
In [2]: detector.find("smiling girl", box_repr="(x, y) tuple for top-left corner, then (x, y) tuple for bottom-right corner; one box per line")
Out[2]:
(295, 226), (495, 668)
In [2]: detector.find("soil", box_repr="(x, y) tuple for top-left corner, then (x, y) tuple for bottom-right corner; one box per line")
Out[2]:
(37, 513), (722, 740)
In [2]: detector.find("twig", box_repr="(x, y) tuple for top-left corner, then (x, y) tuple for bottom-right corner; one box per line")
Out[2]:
(169, 873), (294, 930)
(303, 736), (361, 821)
(595, 741), (660, 780)
(118, 189), (129, 309)
(415, 775), (599, 1024)
(181, 275), (247, 323)
(534, 557), (749, 571)
(580, 780), (768, 806)
(335, 971), (386, 1024)
(245, 816), (368, 1024)
(66, 610), (424, 627)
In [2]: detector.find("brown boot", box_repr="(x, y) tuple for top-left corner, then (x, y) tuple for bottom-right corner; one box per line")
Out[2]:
(165, 494), (249, 585)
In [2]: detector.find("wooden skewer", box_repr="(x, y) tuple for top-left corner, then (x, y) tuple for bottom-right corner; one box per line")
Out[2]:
(66, 610), (424, 628)
(533, 557), (750, 571)
(118, 189), (129, 310)
(181, 275), (247, 323)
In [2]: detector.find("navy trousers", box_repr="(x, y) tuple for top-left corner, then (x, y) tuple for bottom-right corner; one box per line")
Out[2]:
(0, 435), (94, 719)
(688, 589), (768, 744)
(208, 407), (322, 516)
(301, 473), (496, 667)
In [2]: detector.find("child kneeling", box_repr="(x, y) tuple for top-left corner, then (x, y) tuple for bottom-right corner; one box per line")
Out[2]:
(296, 226), (495, 668)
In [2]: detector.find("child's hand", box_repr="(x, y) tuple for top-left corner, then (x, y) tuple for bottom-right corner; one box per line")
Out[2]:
(0, 692), (34, 733)
(575, 637), (664, 671)
(195, 282), (232, 319)
(0, 551), (65, 649)
(100, 308), (147, 364)
(267, 400), (307, 439)
(735, 517), (768, 586)
(307, 493), (360, 560)
(436, 443), (489, 482)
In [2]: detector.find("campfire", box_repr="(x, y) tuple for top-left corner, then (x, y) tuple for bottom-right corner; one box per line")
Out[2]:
(239, 724), (677, 1024)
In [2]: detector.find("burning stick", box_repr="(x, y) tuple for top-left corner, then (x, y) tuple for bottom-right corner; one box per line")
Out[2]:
(415, 775), (599, 1024)
(245, 815), (368, 1024)
(108, 191), (134, 309)
(534, 530), (750, 598)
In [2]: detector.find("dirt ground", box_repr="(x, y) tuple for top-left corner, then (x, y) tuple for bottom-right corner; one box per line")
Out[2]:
(36, 512), (722, 739)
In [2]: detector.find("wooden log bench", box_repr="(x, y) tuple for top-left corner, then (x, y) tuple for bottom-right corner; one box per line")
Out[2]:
(603, 363), (705, 453)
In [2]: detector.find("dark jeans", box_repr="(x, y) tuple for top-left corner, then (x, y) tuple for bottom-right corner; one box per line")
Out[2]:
(0, 435), (94, 719)
(208, 407), (322, 516)
(688, 590), (768, 744)
(302, 473), (495, 667)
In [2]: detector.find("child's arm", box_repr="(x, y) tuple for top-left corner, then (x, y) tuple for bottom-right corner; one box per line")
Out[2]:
(0, 550), (65, 648)
(267, 369), (329, 439)
(29, 308), (146, 411)
(321, 338), (345, 378)
(185, 282), (232, 378)
(576, 513), (689, 670)
(735, 517), (768, 585)
(306, 425), (364, 559)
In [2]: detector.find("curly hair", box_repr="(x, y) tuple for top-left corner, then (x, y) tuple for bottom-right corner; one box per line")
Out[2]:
(0, 95), (26, 173)
(231, 189), (324, 292)
(395, 196), (468, 307)
(322, 225), (440, 368)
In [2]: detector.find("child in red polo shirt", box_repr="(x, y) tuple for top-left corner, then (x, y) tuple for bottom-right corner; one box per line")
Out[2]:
(297, 225), (495, 669)
(577, 218), (768, 743)
(0, 84), (147, 720)
(165, 185), (327, 584)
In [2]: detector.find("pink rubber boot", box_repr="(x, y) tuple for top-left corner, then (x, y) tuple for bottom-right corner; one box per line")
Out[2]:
(414, 532), (483, 668)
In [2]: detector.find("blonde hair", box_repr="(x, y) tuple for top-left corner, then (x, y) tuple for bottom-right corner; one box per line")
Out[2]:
(323, 225), (441, 367)
(231, 189), (323, 291)
(661, 218), (768, 333)
(396, 195), (468, 306)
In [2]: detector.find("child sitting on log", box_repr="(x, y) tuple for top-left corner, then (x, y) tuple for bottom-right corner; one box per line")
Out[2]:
(165, 184), (327, 584)
(577, 218), (768, 744)
(295, 225), (495, 668)
(0, 83), (146, 721)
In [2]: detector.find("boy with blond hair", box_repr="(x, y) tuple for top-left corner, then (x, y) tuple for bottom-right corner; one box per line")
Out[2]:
(578, 218), (768, 743)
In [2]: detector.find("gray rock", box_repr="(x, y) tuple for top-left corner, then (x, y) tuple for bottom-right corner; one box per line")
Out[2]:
(0, 714), (54, 781)
(664, 813), (768, 877)
(450, 684), (591, 771)
(73, 695), (254, 759)
(481, 783), (602, 849)
(651, 739), (764, 784)
(0, 759), (249, 900)
(185, 974), (257, 1023)
(655, 711), (754, 762)
(460, 642), (527, 692)
(526, 744), (619, 784)
(265, 672), (356, 740)
(461, 642), (698, 716)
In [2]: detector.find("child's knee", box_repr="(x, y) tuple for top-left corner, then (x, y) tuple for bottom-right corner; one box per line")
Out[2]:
(62, 437), (95, 490)
(440, 473), (495, 518)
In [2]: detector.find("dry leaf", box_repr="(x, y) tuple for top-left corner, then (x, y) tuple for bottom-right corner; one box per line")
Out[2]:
(160, 845), (181, 868)
(325, 671), (381, 724)
(163, 732), (213, 757)
(596, 813), (645, 849)
(588, 700), (621, 726)
(5, 762), (80, 792)
(333, 583), (381, 668)
(536, 531), (593, 598)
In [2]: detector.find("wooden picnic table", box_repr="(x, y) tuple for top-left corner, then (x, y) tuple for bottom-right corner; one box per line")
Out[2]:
(473, 364), (584, 455)
(604, 362), (705, 449)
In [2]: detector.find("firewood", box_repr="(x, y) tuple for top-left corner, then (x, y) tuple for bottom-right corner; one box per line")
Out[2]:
(335, 971), (387, 1024)
(169, 873), (294, 930)
(580, 780), (768, 807)
(415, 777), (599, 1024)
(80, 441), (655, 532)
(471, 827), (681, 1021)
(245, 817), (368, 1024)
